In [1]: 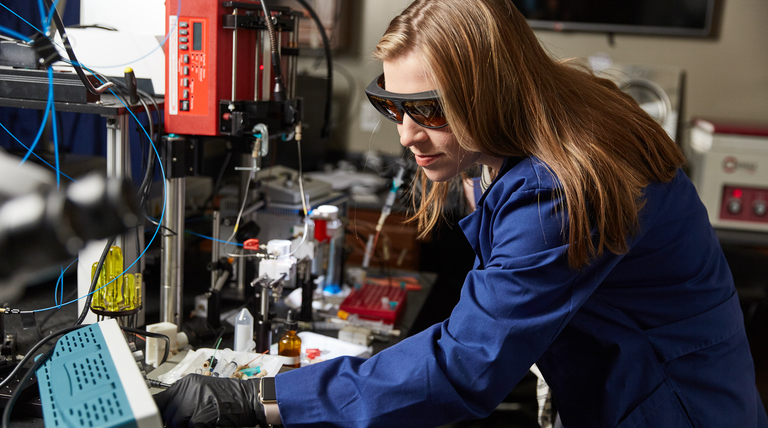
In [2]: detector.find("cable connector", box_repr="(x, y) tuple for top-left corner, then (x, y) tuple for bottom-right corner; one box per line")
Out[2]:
(146, 378), (172, 389)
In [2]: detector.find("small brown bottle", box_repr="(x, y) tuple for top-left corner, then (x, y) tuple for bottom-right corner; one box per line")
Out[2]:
(278, 310), (302, 368)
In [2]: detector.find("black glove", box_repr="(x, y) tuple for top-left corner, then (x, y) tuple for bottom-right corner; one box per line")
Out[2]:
(153, 374), (266, 427)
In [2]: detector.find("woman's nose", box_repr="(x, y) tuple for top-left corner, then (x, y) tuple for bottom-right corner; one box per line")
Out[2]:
(398, 114), (428, 148)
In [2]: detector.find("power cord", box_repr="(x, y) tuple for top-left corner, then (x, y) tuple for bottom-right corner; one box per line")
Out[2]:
(120, 326), (170, 366)
(74, 235), (115, 326)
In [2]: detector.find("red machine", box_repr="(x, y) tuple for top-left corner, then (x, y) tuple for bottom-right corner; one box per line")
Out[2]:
(164, 0), (301, 136)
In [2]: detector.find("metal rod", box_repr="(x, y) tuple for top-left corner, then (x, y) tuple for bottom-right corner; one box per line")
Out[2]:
(259, 281), (270, 323)
(161, 177), (185, 327)
(289, 15), (298, 98)
(211, 210), (220, 290)
(261, 29), (271, 100)
(253, 27), (263, 101)
(231, 8), (239, 101)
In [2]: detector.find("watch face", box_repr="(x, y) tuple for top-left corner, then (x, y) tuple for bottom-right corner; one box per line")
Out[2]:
(261, 378), (277, 402)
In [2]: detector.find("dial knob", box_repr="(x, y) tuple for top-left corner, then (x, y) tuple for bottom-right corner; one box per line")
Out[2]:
(753, 200), (767, 217)
(727, 199), (742, 215)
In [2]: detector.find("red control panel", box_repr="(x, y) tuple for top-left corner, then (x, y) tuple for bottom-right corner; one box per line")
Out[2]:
(165, 0), (259, 136)
(720, 185), (768, 223)
(171, 18), (209, 118)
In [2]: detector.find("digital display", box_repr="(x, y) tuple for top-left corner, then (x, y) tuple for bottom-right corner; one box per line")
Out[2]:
(193, 22), (202, 51)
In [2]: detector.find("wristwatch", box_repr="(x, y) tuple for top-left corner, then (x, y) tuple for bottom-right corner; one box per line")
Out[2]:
(259, 377), (282, 425)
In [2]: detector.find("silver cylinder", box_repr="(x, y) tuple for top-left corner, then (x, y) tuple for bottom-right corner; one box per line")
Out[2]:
(211, 210), (221, 290)
(160, 177), (185, 327)
(231, 9), (239, 101)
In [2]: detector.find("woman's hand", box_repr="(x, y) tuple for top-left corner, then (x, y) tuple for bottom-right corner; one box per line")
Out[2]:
(153, 374), (265, 427)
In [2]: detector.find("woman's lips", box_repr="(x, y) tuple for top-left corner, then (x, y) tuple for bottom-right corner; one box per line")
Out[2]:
(414, 154), (440, 167)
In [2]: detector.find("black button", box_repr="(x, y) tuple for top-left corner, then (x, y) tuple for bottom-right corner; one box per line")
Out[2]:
(180, 44), (188, 50)
(181, 100), (190, 111)
(180, 37), (188, 43)
(180, 22), (188, 28)
(180, 29), (188, 35)
(183, 54), (189, 63)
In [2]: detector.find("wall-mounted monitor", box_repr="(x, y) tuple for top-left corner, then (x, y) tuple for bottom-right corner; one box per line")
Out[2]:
(510, 0), (718, 37)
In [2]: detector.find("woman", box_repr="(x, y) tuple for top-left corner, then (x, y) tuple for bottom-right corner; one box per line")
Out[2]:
(155, 1), (767, 426)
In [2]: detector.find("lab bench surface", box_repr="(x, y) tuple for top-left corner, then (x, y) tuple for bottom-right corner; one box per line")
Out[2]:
(0, 269), (436, 426)
(315, 270), (436, 355)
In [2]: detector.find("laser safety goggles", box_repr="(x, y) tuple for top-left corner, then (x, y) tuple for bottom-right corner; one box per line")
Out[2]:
(365, 73), (448, 129)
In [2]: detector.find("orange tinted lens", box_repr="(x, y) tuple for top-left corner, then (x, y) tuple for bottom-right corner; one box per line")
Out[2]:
(369, 95), (403, 122)
(404, 99), (446, 127)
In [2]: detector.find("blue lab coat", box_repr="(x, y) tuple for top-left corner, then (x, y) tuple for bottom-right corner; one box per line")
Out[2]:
(276, 157), (767, 427)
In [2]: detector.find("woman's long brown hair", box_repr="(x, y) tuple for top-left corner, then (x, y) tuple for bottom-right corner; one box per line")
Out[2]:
(374, 0), (686, 269)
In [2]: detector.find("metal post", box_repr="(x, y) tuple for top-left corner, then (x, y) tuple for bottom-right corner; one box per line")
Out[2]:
(106, 116), (130, 249)
(211, 210), (221, 290)
(231, 8), (239, 101)
(261, 29), (271, 101)
(161, 176), (185, 327)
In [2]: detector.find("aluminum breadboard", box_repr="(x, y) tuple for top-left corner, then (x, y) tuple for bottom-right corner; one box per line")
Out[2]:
(36, 319), (162, 428)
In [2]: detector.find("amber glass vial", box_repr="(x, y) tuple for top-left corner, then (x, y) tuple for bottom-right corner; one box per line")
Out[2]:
(278, 310), (302, 368)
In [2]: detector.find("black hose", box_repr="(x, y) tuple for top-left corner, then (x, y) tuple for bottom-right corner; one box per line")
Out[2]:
(42, 0), (112, 95)
(74, 236), (116, 325)
(120, 327), (170, 365)
(259, 0), (285, 102)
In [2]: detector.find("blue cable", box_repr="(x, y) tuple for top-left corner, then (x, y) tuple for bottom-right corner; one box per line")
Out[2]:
(0, 121), (76, 182)
(34, 82), (168, 313)
(55, 267), (62, 308)
(44, 0), (61, 30)
(36, 0), (46, 28)
(186, 230), (245, 247)
(5, 0), (181, 71)
(0, 0), (158, 313)
(53, 259), (76, 309)
(37, 270), (114, 313)
(47, 67), (61, 188)
(47, 213), (250, 313)
(144, 217), (245, 247)
(34, 106), (166, 313)
(0, 0), (168, 313)
(0, 24), (32, 42)
(0, 0), (166, 312)
(22, 67), (167, 312)
(80, 0), (181, 69)
(17, 89), (53, 166)
(16, 1), (54, 168)
(0, 2), (41, 36)
(40, 2), (62, 190)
